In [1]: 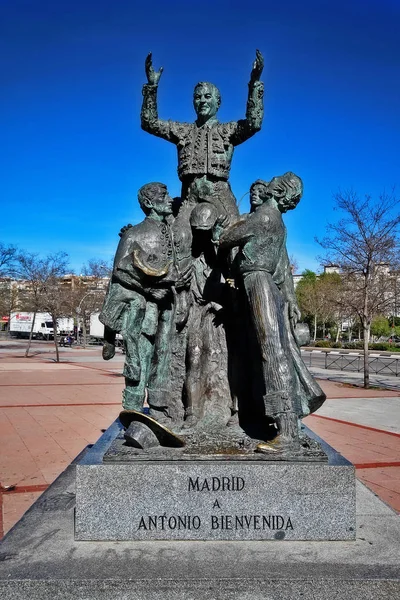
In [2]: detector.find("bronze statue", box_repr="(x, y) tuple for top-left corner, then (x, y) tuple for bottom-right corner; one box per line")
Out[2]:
(218, 173), (326, 450)
(183, 201), (232, 428)
(99, 53), (327, 456)
(141, 51), (264, 224)
(100, 183), (179, 424)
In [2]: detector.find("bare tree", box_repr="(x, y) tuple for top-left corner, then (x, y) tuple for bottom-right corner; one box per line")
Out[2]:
(81, 258), (112, 280)
(289, 254), (299, 275)
(0, 243), (17, 277)
(16, 252), (45, 355)
(332, 284), (359, 342)
(16, 251), (70, 359)
(317, 190), (400, 387)
(0, 243), (18, 334)
(36, 253), (70, 362)
(66, 259), (111, 347)
(0, 279), (19, 334)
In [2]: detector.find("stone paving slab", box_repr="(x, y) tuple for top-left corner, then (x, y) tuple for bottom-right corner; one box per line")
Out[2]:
(314, 396), (400, 433)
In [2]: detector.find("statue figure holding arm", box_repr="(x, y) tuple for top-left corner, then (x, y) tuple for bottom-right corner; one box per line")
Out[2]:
(217, 173), (326, 450)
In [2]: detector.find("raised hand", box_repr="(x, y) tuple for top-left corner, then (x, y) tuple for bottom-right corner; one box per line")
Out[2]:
(145, 52), (163, 85)
(149, 287), (169, 301)
(250, 49), (264, 84)
(119, 223), (133, 237)
(176, 263), (193, 290)
(102, 341), (116, 361)
(212, 213), (230, 245)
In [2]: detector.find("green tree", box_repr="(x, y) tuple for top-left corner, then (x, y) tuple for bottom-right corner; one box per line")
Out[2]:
(296, 270), (337, 340)
(296, 270), (320, 340)
(370, 315), (390, 339)
(317, 272), (342, 339)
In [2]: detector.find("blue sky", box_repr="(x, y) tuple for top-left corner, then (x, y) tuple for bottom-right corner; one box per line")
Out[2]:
(1, 0), (399, 274)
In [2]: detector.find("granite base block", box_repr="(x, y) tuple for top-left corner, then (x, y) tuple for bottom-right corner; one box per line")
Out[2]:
(75, 461), (356, 541)
(1, 424), (399, 600)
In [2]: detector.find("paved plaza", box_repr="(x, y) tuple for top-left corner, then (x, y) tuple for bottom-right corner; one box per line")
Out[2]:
(0, 340), (399, 538)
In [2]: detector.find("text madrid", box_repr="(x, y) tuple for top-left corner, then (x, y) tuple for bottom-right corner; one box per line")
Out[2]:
(137, 514), (294, 531)
(188, 476), (245, 492)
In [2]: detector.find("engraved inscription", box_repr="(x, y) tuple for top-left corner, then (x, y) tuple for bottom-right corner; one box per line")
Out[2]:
(137, 514), (201, 530)
(211, 515), (293, 530)
(188, 476), (245, 492)
(136, 513), (294, 532)
(135, 476), (295, 535)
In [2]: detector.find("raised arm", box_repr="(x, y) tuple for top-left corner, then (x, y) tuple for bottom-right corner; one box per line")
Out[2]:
(232, 50), (265, 146)
(141, 53), (178, 142)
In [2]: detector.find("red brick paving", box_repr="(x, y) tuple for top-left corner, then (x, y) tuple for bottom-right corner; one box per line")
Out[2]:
(0, 349), (123, 536)
(305, 414), (400, 440)
(304, 414), (400, 513)
(310, 379), (400, 512)
(356, 467), (400, 512)
(316, 379), (399, 398)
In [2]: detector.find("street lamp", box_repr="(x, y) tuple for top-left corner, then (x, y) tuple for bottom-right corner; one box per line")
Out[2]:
(76, 305), (82, 344)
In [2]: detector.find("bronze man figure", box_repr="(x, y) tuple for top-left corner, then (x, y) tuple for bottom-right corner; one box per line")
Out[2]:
(141, 51), (264, 224)
(100, 183), (178, 424)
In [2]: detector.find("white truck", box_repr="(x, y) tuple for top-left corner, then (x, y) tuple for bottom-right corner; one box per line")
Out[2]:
(89, 312), (123, 346)
(89, 312), (105, 341)
(57, 317), (75, 336)
(9, 312), (74, 340)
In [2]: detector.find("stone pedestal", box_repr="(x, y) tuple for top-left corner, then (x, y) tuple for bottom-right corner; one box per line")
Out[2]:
(75, 460), (355, 541)
(75, 421), (355, 541)
(1, 422), (399, 600)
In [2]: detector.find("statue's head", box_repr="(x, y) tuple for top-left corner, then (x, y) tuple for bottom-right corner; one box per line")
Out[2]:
(193, 82), (221, 123)
(270, 172), (303, 213)
(250, 173), (303, 213)
(138, 182), (173, 217)
(249, 179), (269, 211)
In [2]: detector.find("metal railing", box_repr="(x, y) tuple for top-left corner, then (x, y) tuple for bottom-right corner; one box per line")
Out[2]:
(301, 350), (400, 377)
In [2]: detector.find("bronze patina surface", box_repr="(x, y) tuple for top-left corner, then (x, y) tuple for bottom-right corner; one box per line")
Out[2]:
(99, 52), (326, 458)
